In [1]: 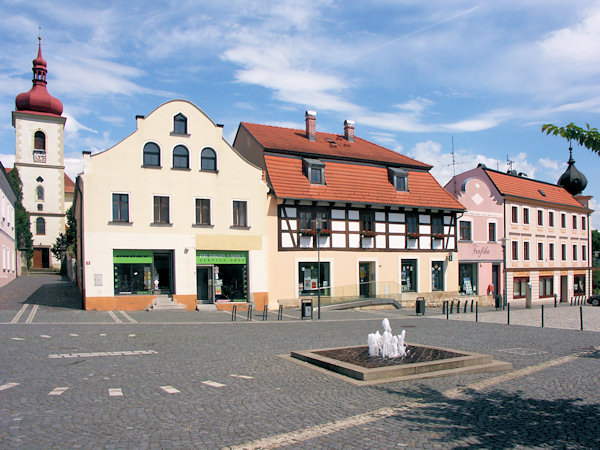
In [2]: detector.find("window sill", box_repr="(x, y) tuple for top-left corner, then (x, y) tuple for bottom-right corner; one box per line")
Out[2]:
(141, 165), (162, 169)
(171, 167), (191, 171)
(108, 221), (133, 226)
(192, 224), (214, 228)
(150, 222), (173, 227)
(170, 132), (190, 138)
(230, 225), (250, 230)
(200, 169), (219, 174)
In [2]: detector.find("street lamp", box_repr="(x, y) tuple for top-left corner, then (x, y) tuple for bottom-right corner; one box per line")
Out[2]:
(313, 217), (324, 319)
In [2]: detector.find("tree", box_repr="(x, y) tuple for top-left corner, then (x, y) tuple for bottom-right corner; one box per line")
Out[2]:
(6, 167), (33, 268)
(50, 205), (77, 260)
(541, 122), (600, 155)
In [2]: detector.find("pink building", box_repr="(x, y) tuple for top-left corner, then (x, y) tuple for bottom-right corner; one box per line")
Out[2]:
(0, 162), (17, 287)
(447, 162), (592, 304)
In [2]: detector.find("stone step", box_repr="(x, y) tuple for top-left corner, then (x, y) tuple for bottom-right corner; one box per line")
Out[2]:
(196, 303), (217, 312)
(148, 295), (186, 311)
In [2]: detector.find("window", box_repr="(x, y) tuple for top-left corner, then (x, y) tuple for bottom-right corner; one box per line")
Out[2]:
(201, 148), (217, 171)
(172, 145), (189, 169)
(34, 130), (46, 150)
(537, 210), (543, 226)
(488, 222), (496, 242)
(561, 213), (566, 228)
(299, 208), (329, 233)
(143, 142), (161, 167)
(513, 277), (529, 299)
(459, 263), (478, 295)
(195, 199), (211, 225)
(298, 262), (330, 297)
(36, 185), (44, 201)
(233, 200), (247, 227)
(523, 241), (530, 260)
(511, 206), (518, 223)
(459, 221), (471, 241)
(561, 243), (567, 261)
(401, 260), (417, 292)
(173, 113), (187, 134)
(583, 245), (587, 261)
(303, 158), (325, 185)
(574, 275), (585, 295)
(360, 211), (375, 233)
(549, 243), (555, 261)
(310, 166), (323, 184)
(153, 196), (170, 224)
(582, 216), (587, 230)
(549, 211), (554, 227)
(573, 244), (578, 261)
(432, 215), (443, 235)
(523, 208), (529, 224)
(112, 193), (129, 222)
(431, 261), (444, 291)
(511, 241), (519, 260)
(572, 215), (577, 230)
(406, 214), (418, 236)
(540, 276), (553, 298)
(388, 168), (408, 191)
(35, 217), (45, 235)
(538, 242), (544, 261)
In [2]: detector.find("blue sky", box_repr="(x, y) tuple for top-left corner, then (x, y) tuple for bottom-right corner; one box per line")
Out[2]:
(1, 0), (599, 226)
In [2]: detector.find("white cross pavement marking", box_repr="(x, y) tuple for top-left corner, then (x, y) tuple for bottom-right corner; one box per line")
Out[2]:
(48, 349), (157, 359)
(10, 304), (29, 324)
(119, 311), (137, 323)
(202, 381), (226, 388)
(109, 388), (123, 397)
(107, 311), (122, 323)
(0, 382), (20, 391)
(10, 337), (25, 341)
(48, 387), (69, 396)
(160, 386), (180, 394)
(230, 374), (254, 379)
(24, 304), (39, 324)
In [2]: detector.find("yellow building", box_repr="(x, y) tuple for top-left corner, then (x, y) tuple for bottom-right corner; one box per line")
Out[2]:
(74, 100), (269, 311)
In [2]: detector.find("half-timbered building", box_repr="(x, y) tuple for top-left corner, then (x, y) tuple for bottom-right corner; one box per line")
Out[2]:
(233, 111), (465, 309)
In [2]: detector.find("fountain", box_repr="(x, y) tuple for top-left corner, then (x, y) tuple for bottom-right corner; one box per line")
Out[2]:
(290, 317), (512, 384)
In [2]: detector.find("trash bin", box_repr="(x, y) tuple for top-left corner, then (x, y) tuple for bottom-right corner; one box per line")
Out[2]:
(494, 295), (501, 310)
(301, 299), (313, 319)
(415, 298), (425, 316)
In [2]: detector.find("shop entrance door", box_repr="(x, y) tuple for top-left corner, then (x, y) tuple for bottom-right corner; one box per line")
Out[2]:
(196, 266), (213, 303)
(492, 264), (500, 295)
(359, 262), (375, 297)
(560, 275), (568, 302)
(153, 252), (173, 294)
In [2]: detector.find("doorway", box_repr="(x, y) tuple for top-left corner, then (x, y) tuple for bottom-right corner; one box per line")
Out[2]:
(196, 266), (213, 303)
(32, 248), (50, 269)
(359, 262), (375, 297)
(560, 275), (568, 302)
(492, 264), (500, 296)
(153, 252), (173, 294)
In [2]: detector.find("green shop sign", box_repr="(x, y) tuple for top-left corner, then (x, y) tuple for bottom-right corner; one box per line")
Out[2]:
(113, 249), (153, 264)
(196, 251), (248, 265)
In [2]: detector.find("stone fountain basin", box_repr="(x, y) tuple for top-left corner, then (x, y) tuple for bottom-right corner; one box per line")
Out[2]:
(291, 343), (512, 383)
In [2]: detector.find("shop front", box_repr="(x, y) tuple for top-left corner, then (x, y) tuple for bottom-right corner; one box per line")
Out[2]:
(196, 251), (248, 303)
(113, 249), (174, 295)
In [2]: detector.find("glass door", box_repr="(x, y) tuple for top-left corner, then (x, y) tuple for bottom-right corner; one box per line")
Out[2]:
(153, 252), (173, 294)
(196, 266), (214, 303)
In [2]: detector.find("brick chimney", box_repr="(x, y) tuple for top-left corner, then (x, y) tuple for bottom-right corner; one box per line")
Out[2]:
(305, 110), (316, 141)
(344, 120), (355, 142)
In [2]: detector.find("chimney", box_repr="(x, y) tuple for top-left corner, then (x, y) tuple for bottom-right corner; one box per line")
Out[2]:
(305, 110), (316, 141)
(344, 120), (355, 142)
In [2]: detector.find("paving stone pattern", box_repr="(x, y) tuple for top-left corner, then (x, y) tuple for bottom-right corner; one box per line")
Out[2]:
(0, 275), (599, 448)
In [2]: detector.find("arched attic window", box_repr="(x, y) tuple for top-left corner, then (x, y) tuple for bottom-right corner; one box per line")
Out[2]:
(201, 148), (217, 171)
(173, 113), (187, 134)
(172, 145), (189, 169)
(143, 142), (161, 167)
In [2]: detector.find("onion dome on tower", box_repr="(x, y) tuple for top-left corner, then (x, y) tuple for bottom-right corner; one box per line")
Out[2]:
(557, 145), (587, 195)
(15, 36), (63, 116)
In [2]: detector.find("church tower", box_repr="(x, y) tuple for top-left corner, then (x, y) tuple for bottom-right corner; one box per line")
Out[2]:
(12, 37), (67, 269)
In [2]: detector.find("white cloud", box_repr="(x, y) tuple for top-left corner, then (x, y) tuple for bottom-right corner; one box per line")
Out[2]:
(0, 153), (15, 170)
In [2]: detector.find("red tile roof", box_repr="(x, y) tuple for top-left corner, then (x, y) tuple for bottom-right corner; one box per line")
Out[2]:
(265, 154), (464, 209)
(485, 168), (587, 209)
(241, 122), (431, 169)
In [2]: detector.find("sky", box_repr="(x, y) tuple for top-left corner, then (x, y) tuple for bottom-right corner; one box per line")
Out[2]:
(1, 0), (599, 226)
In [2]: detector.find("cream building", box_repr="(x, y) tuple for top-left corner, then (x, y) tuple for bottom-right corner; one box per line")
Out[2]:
(75, 100), (269, 311)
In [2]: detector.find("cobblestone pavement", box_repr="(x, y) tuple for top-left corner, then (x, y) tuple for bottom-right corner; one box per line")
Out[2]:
(1, 275), (599, 448)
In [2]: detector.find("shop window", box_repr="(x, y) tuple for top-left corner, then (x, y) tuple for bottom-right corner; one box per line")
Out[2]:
(201, 148), (217, 171)
(172, 145), (189, 169)
(114, 263), (153, 294)
(459, 221), (471, 241)
(401, 259), (417, 292)
(513, 277), (529, 299)
(459, 263), (477, 295)
(195, 198), (211, 225)
(173, 113), (187, 134)
(298, 262), (330, 296)
(233, 200), (247, 227)
(153, 196), (170, 224)
(540, 276), (553, 298)
(511, 206), (518, 223)
(523, 208), (529, 224)
(488, 222), (496, 242)
(431, 261), (444, 291)
(216, 264), (248, 301)
(112, 193), (129, 222)
(574, 275), (585, 295)
(143, 142), (161, 167)
(511, 241), (519, 260)
(35, 217), (45, 235)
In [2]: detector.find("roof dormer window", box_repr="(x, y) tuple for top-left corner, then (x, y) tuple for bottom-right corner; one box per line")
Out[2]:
(173, 113), (187, 134)
(303, 158), (325, 185)
(388, 167), (408, 191)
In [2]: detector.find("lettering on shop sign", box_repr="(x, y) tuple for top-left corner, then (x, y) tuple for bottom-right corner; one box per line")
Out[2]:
(472, 246), (490, 257)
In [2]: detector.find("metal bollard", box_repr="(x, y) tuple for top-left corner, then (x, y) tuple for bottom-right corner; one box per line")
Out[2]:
(450, 300), (455, 314)
(507, 304), (510, 325)
(231, 304), (237, 321)
(442, 301), (447, 315)
(446, 301), (450, 320)
(470, 299), (474, 313)
(580, 306), (584, 331)
(554, 294), (557, 308)
(541, 305), (544, 328)
(247, 304), (253, 321)
(278, 305), (283, 320)
(464, 300), (468, 313)
(475, 302), (478, 322)
(262, 306), (268, 321)
(457, 300), (461, 314)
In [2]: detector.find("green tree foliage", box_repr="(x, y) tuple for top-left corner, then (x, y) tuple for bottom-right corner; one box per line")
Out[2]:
(5, 167), (33, 268)
(50, 205), (77, 259)
(541, 123), (600, 155)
